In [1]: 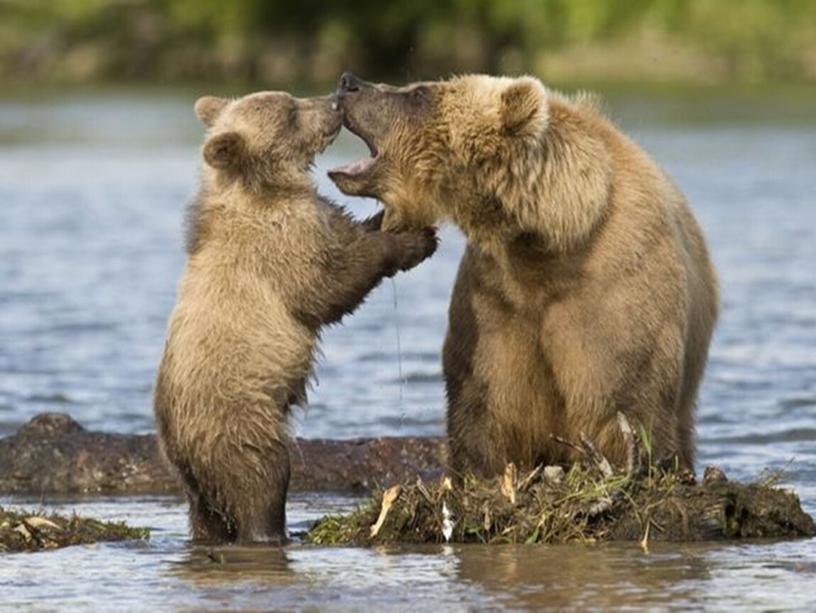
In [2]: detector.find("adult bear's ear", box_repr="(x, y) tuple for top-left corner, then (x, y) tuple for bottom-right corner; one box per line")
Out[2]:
(203, 131), (245, 170)
(499, 77), (548, 138)
(195, 96), (229, 127)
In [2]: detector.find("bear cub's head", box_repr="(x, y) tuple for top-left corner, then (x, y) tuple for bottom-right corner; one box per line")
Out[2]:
(196, 91), (342, 190)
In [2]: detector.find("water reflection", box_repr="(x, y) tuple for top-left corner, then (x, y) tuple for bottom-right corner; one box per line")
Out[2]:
(171, 541), (480, 608)
(174, 545), (295, 586)
(454, 543), (711, 608)
(166, 534), (816, 609)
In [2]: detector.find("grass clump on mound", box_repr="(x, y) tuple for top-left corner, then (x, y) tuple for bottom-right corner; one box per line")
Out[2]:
(309, 415), (815, 546)
(0, 507), (149, 553)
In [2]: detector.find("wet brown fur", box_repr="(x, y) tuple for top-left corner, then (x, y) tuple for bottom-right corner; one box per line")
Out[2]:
(332, 74), (718, 477)
(155, 91), (436, 543)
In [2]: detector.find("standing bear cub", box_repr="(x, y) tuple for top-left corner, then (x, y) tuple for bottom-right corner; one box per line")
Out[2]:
(331, 73), (718, 476)
(155, 91), (437, 543)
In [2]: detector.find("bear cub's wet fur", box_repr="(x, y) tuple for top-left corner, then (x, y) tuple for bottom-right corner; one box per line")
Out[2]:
(154, 91), (436, 543)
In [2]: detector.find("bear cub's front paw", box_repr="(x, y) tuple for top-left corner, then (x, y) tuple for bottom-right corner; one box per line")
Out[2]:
(391, 227), (438, 272)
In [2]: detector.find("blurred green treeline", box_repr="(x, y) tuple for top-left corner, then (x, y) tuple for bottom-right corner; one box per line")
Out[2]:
(2, 0), (816, 88)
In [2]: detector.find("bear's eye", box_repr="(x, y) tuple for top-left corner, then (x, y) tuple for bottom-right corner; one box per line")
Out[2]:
(287, 104), (298, 129)
(407, 86), (433, 109)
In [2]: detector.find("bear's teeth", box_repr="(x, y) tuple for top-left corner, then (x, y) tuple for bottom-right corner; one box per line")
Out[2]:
(330, 157), (374, 176)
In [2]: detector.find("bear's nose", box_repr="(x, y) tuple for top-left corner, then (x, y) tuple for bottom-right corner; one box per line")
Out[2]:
(339, 72), (361, 93)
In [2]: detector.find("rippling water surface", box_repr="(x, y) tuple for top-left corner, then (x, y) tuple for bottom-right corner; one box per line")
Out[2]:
(1, 88), (815, 609)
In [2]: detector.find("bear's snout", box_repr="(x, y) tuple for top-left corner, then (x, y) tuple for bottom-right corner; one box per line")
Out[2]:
(338, 72), (362, 93)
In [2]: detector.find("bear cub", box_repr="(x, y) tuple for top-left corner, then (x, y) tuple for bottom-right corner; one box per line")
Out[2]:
(154, 91), (436, 544)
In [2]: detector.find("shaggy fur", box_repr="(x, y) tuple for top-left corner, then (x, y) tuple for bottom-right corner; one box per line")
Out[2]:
(155, 91), (437, 543)
(331, 73), (718, 476)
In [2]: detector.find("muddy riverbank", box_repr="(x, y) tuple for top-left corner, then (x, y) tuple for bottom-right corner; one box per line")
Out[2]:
(3, 413), (814, 548)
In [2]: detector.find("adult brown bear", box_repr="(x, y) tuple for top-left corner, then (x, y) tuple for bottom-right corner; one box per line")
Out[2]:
(330, 73), (718, 476)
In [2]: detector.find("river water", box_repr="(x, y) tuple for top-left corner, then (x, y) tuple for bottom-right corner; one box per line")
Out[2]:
(1, 87), (815, 609)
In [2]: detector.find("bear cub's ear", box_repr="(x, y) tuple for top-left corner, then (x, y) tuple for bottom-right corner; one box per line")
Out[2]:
(195, 96), (229, 127)
(203, 132), (245, 170)
(499, 77), (549, 138)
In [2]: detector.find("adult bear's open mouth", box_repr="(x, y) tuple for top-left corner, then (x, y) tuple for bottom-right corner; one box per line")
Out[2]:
(328, 72), (389, 195)
(328, 116), (379, 178)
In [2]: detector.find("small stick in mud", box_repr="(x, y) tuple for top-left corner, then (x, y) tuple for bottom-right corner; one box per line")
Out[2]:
(370, 484), (402, 538)
(578, 432), (614, 478)
(616, 412), (639, 475)
(500, 463), (518, 504)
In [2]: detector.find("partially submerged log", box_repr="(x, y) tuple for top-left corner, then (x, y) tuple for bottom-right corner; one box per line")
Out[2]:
(0, 506), (149, 553)
(309, 415), (816, 545)
(0, 413), (445, 495)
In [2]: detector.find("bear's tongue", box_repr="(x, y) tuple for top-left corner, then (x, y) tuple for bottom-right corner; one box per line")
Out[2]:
(330, 156), (375, 176)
